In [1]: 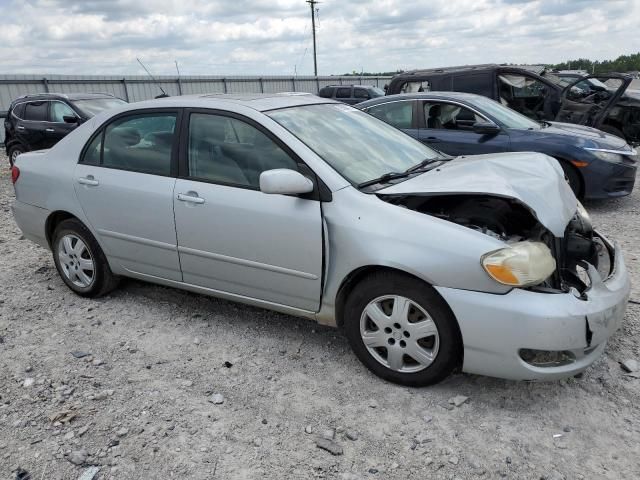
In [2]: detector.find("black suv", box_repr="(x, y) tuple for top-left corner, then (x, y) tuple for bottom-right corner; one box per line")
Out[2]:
(4, 92), (127, 165)
(386, 65), (640, 145)
(318, 84), (385, 105)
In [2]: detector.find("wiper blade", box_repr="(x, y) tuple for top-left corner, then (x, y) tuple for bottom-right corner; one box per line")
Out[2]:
(406, 158), (437, 173)
(357, 171), (410, 189)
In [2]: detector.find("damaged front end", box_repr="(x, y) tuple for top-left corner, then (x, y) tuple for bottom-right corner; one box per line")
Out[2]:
(378, 193), (613, 296)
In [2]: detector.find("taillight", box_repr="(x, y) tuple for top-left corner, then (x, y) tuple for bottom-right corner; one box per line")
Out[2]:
(11, 165), (20, 184)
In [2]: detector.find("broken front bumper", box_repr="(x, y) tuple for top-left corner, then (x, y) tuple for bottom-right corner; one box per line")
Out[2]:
(435, 234), (630, 381)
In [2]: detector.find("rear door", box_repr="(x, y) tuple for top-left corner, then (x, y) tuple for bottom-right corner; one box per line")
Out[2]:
(556, 74), (632, 129)
(20, 101), (50, 151)
(74, 110), (183, 281)
(416, 100), (511, 156)
(47, 101), (80, 146)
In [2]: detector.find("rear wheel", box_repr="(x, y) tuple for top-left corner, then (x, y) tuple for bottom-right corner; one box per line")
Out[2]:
(8, 145), (25, 167)
(343, 272), (462, 387)
(52, 219), (119, 297)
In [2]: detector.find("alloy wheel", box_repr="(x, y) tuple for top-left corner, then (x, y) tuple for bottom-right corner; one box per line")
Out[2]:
(359, 295), (440, 373)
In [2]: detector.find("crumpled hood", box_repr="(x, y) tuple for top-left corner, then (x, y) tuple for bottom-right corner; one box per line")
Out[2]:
(378, 152), (578, 237)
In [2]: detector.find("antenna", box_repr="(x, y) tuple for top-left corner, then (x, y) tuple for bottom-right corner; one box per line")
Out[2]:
(136, 57), (168, 97)
(306, 0), (319, 76)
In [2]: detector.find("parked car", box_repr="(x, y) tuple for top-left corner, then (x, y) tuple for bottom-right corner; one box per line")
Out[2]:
(11, 93), (629, 386)
(4, 93), (127, 165)
(357, 92), (638, 199)
(385, 65), (640, 146)
(540, 70), (640, 144)
(318, 84), (385, 104)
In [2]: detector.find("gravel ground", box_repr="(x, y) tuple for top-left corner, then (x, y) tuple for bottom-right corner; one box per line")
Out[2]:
(1, 150), (639, 480)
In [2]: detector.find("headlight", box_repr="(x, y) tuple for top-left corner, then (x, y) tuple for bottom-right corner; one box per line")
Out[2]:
(481, 241), (556, 287)
(584, 148), (627, 164)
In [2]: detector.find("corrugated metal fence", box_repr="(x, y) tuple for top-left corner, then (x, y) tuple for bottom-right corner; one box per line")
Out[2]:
(0, 74), (392, 143)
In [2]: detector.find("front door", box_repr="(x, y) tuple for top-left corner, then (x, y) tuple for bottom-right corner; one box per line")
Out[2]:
(74, 110), (182, 281)
(416, 101), (511, 156)
(47, 101), (80, 146)
(173, 111), (323, 311)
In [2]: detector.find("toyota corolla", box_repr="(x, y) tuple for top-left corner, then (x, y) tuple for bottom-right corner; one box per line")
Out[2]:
(10, 93), (630, 386)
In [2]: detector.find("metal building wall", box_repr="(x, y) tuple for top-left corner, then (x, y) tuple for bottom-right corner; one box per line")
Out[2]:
(0, 74), (392, 143)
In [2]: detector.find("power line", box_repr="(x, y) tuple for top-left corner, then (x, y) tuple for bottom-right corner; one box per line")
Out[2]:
(306, 0), (319, 76)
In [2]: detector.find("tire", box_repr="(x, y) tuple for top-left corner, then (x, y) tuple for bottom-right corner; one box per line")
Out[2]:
(600, 125), (625, 140)
(343, 272), (462, 387)
(52, 218), (119, 297)
(559, 161), (583, 199)
(8, 145), (25, 167)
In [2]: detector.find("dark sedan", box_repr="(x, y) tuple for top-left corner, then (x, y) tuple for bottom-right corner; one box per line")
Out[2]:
(357, 92), (637, 199)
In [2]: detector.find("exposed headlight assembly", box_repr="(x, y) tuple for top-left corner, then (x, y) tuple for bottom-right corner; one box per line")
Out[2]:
(481, 241), (556, 287)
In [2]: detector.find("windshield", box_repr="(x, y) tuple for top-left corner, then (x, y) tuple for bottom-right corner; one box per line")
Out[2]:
(71, 98), (127, 117)
(471, 96), (541, 130)
(267, 104), (441, 185)
(370, 87), (385, 98)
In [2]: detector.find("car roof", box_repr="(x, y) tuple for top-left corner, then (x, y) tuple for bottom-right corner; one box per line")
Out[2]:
(357, 91), (484, 107)
(128, 92), (339, 112)
(12, 92), (119, 104)
(397, 64), (500, 77)
(321, 84), (379, 89)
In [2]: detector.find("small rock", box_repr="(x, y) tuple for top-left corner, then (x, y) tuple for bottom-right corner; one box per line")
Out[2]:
(223, 361), (233, 368)
(345, 430), (358, 441)
(116, 428), (128, 437)
(209, 393), (224, 404)
(322, 428), (335, 440)
(181, 380), (194, 387)
(193, 338), (201, 345)
(92, 359), (105, 366)
(621, 359), (639, 373)
(24, 366), (33, 373)
(305, 425), (313, 434)
(77, 425), (90, 437)
(23, 378), (35, 388)
(77, 466), (100, 480)
(66, 449), (88, 466)
(64, 431), (75, 440)
(425, 457), (434, 466)
(449, 455), (459, 465)
(448, 395), (469, 407)
(252, 438), (262, 447)
(422, 415), (433, 423)
(70, 351), (91, 359)
(505, 456), (512, 464)
(261, 419), (268, 425)
(368, 399), (378, 409)
(316, 437), (343, 456)
(563, 426), (571, 433)
(390, 462), (399, 469)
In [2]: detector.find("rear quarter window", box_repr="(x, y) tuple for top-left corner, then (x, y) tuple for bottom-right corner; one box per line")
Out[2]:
(453, 73), (494, 98)
(12, 102), (26, 119)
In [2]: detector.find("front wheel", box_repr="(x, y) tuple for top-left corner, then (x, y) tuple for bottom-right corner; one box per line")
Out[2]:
(343, 272), (462, 387)
(52, 219), (119, 297)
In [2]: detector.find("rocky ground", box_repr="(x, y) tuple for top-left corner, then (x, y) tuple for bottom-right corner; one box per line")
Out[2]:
(0, 150), (639, 480)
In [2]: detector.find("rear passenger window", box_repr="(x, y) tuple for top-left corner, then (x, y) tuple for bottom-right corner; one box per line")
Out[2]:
(367, 101), (414, 129)
(24, 102), (48, 121)
(336, 88), (352, 99)
(188, 113), (298, 188)
(101, 113), (177, 175)
(354, 89), (370, 99)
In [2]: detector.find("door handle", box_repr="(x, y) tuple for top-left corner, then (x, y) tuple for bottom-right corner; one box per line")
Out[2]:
(16, 126), (25, 131)
(45, 128), (55, 133)
(77, 176), (99, 186)
(177, 193), (205, 204)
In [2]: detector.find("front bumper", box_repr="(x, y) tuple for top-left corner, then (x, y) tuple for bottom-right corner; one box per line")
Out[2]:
(435, 235), (630, 381)
(583, 159), (637, 199)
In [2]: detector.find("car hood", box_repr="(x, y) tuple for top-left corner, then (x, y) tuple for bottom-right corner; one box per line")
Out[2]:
(377, 152), (577, 237)
(540, 122), (630, 149)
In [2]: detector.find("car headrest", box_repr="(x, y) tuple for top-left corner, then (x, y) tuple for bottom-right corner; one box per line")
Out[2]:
(107, 127), (140, 147)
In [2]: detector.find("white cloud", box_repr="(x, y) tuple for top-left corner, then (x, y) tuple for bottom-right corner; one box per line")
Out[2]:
(0, 0), (638, 75)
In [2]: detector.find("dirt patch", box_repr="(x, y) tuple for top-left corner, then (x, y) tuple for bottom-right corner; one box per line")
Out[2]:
(1, 151), (639, 479)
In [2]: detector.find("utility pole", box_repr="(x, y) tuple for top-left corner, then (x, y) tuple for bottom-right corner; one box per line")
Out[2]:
(307, 0), (318, 76)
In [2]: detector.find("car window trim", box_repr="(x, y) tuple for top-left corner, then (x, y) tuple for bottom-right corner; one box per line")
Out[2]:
(78, 107), (183, 178)
(178, 108), (328, 201)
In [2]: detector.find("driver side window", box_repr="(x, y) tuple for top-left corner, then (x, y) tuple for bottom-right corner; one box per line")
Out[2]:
(423, 102), (484, 131)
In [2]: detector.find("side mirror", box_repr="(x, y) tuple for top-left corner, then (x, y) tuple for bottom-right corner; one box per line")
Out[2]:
(472, 121), (501, 135)
(63, 115), (78, 124)
(259, 169), (314, 195)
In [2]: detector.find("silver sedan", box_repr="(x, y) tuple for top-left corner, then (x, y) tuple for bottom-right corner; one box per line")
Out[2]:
(11, 93), (630, 386)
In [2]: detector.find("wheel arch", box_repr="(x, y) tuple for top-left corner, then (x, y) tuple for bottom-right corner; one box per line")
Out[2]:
(45, 211), (82, 248)
(334, 265), (461, 337)
(553, 156), (584, 199)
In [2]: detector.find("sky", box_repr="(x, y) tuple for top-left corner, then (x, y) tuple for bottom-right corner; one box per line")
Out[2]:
(0, 0), (638, 76)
